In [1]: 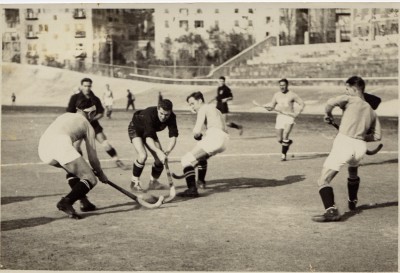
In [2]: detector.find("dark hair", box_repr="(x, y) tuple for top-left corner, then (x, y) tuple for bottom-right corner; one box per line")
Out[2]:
(186, 91), (204, 103)
(76, 98), (94, 110)
(158, 99), (173, 111)
(81, 78), (93, 85)
(219, 76), (226, 81)
(278, 78), (289, 85)
(346, 76), (365, 92)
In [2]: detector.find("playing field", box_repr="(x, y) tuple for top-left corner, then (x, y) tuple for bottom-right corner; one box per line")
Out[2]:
(1, 106), (398, 272)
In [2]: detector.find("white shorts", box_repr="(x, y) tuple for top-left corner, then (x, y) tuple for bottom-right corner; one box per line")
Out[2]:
(323, 133), (367, 171)
(104, 98), (113, 106)
(196, 127), (229, 156)
(275, 114), (295, 129)
(38, 134), (81, 166)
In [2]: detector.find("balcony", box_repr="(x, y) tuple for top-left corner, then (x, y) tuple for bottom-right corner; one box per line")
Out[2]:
(26, 31), (38, 39)
(26, 10), (38, 20)
(75, 31), (86, 38)
(73, 9), (86, 19)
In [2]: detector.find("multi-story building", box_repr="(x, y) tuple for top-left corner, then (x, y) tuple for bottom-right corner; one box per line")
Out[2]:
(153, 4), (280, 59)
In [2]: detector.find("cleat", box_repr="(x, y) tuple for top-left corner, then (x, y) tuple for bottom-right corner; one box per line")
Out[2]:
(115, 159), (128, 170)
(130, 181), (145, 192)
(177, 188), (199, 198)
(148, 179), (168, 190)
(197, 180), (206, 189)
(57, 197), (81, 219)
(312, 207), (341, 222)
(348, 199), (358, 211)
(281, 154), (287, 161)
(238, 125), (244, 136)
(79, 197), (96, 212)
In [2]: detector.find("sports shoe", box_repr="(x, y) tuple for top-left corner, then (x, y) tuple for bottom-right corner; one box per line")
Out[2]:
(130, 180), (145, 192)
(79, 196), (96, 212)
(238, 125), (244, 136)
(197, 180), (206, 189)
(148, 179), (168, 190)
(348, 199), (358, 211)
(281, 154), (287, 161)
(57, 197), (81, 219)
(177, 188), (199, 198)
(115, 159), (127, 170)
(312, 207), (341, 222)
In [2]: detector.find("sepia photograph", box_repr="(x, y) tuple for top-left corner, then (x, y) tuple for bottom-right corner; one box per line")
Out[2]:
(1, 1), (398, 272)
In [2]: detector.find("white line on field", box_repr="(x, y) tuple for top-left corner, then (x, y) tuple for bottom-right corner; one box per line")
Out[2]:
(1, 151), (397, 167)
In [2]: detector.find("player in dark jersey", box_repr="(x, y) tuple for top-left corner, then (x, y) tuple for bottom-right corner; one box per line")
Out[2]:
(67, 78), (126, 172)
(128, 99), (178, 192)
(210, 76), (243, 135)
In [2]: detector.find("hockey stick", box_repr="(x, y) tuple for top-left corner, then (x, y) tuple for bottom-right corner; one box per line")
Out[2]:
(162, 158), (176, 203)
(105, 180), (164, 209)
(328, 121), (383, 156)
(171, 172), (186, 180)
(252, 100), (296, 118)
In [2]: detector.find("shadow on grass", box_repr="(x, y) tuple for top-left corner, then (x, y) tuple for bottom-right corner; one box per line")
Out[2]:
(361, 158), (398, 166)
(1, 193), (64, 205)
(173, 175), (305, 203)
(340, 201), (398, 222)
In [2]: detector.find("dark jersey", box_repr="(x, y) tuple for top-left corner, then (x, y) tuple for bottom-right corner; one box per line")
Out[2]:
(216, 84), (233, 114)
(128, 106), (178, 141)
(66, 91), (105, 134)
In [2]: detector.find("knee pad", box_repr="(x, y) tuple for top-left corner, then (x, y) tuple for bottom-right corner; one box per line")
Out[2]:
(181, 153), (197, 168)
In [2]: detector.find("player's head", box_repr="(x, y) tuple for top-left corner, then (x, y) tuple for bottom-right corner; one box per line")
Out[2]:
(218, 76), (226, 86)
(80, 78), (93, 96)
(157, 99), (173, 122)
(278, 78), (289, 93)
(186, 91), (204, 113)
(76, 98), (96, 121)
(345, 76), (365, 95)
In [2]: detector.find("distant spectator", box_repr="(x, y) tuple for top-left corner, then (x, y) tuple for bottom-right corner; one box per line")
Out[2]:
(158, 91), (163, 104)
(103, 84), (114, 119)
(11, 93), (16, 105)
(127, 89), (135, 111)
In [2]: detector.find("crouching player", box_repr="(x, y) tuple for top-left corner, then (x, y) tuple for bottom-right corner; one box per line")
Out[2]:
(177, 91), (229, 198)
(38, 99), (108, 219)
(312, 76), (381, 222)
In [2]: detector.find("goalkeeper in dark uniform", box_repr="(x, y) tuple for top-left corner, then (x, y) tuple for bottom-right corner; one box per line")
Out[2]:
(210, 76), (243, 135)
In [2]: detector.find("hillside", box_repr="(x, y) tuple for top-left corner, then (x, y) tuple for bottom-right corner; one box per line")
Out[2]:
(1, 63), (398, 116)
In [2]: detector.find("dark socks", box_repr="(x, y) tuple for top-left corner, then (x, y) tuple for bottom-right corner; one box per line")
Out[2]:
(183, 166), (196, 189)
(197, 160), (207, 182)
(65, 179), (92, 204)
(347, 177), (360, 201)
(133, 160), (145, 178)
(319, 186), (335, 209)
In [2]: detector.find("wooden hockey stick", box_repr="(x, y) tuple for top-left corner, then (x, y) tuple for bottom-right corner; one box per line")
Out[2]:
(162, 158), (176, 203)
(252, 100), (296, 118)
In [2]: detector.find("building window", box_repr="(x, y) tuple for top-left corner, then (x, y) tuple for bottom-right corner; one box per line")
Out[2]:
(215, 9), (219, 13)
(197, 9), (202, 14)
(234, 8), (239, 13)
(53, 15), (57, 20)
(249, 9), (253, 14)
(194, 20), (204, 28)
(65, 24), (70, 32)
(165, 20), (169, 28)
(266, 32), (270, 36)
(179, 8), (188, 16)
(215, 20), (219, 27)
(249, 20), (253, 27)
(234, 20), (239, 26)
(165, 9), (169, 13)
(44, 25), (48, 32)
(179, 20), (188, 30)
(266, 16), (271, 24)
(39, 24), (43, 32)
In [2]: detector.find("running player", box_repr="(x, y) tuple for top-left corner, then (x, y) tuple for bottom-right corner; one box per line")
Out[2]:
(264, 78), (305, 161)
(128, 99), (178, 192)
(210, 76), (243, 135)
(67, 78), (126, 170)
(38, 98), (108, 219)
(312, 76), (382, 222)
(177, 91), (229, 197)
(103, 84), (114, 118)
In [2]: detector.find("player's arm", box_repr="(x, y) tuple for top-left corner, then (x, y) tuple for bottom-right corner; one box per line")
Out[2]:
(145, 137), (166, 163)
(193, 106), (206, 139)
(324, 95), (348, 123)
(84, 125), (108, 182)
(221, 86), (233, 103)
(91, 97), (104, 121)
(165, 116), (179, 155)
(293, 94), (305, 117)
(66, 95), (77, 113)
(365, 114), (382, 142)
(265, 94), (278, 111)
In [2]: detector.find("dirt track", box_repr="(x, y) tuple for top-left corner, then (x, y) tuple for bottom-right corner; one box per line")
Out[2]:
(1, 107), (398, 271)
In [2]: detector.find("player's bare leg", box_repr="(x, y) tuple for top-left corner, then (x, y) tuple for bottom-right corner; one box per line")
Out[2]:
(56, 157), (97, 219)
(312, 168), (341, 222)
(96, 132), (126, 169)
(280, 123), (294, 161)
(145, 141), (168, 190)
(130, 137), (147, 192)
(347, 166), (360, 210)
